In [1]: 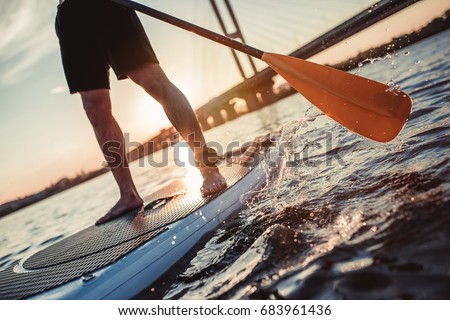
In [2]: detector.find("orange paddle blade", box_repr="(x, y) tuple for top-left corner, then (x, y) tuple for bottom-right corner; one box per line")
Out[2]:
(262, 52), (413, 142)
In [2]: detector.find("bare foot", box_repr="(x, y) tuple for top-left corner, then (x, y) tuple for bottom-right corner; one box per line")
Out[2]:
(95, 193), (144, 225)
(229, 140), (261, 167)
(199, 166), (227, 197)
(230, 144), (260, 165)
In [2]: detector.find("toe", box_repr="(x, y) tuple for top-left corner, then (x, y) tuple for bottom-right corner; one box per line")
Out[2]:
(95, 211), (120, 225)
(95, 204), (143, 225)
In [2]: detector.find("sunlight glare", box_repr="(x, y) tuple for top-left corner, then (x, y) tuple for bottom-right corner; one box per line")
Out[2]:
(174, 142), (203, 190)
(130, 93), (171, 141)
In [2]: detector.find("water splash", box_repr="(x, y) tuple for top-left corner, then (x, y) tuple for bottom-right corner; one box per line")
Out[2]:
(355, 53), (392, 74)
(385, 79), (402, 93)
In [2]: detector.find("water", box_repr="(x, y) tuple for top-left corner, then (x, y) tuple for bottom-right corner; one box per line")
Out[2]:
(1, 30), (449, 299)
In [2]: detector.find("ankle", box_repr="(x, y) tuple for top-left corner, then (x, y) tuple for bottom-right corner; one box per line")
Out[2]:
(120, 190), (142, 201)
(198, 165), (220, 178)
(194, 147), (219, 168)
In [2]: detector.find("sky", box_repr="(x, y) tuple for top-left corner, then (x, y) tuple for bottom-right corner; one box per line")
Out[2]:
(0, 0), (449, 204)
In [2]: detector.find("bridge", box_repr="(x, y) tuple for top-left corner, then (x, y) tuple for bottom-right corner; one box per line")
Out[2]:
(194, 0), (418, 130)
(127, 0), (422, 161)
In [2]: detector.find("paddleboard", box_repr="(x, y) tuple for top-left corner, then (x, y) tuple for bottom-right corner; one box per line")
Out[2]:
(0, 138), (270, 300)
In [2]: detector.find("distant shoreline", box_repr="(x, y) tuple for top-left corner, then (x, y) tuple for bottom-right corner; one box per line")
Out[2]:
(1, 11), (448, 219)
(332, 10), (450, 71)
(0, 167), (110, 218)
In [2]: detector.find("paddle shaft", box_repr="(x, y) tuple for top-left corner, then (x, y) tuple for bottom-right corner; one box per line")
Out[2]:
(110, 0), (264, 59)
(109, 0), (412, 143)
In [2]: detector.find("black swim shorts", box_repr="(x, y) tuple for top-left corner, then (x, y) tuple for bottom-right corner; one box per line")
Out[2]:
(55, 0), (159, 94)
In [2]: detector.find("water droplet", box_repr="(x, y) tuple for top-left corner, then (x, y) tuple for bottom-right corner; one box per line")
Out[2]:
(82, 274), (95, 282)
(386, 79), (401, 93)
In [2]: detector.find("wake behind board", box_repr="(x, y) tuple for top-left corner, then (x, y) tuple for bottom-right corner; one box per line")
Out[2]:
(0, 142), (268, 300)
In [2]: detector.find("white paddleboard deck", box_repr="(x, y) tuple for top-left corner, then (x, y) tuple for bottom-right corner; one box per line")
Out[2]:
(0, 150), (268, 300)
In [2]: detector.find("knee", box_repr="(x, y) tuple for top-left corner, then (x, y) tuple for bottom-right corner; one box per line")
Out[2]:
(80, 90), (111, 127)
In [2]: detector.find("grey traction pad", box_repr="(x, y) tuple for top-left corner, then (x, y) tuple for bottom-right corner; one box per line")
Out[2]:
(0, 163), (251, 299)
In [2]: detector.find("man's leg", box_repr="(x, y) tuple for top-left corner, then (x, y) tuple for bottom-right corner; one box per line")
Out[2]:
(127, 63), (227, 196)
(80, 89), (144, 225)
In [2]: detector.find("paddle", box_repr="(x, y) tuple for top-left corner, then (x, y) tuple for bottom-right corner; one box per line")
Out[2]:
(110, 0), (412, 142)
